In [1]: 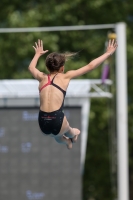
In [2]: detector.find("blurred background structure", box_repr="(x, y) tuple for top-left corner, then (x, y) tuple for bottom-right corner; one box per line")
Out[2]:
(0, 1), (133, 200)
(0, 78), (112, 200)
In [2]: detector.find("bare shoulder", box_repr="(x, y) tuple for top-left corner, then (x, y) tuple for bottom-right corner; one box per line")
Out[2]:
(38, 73), (50, 89)
(55, 73), (71, 90)
(37, 72), (47, 82)
(56, 73), (68, 83)
(28, 65), (46, 82)
(58, 73), (70, 82)
(39, 73), (48, 83)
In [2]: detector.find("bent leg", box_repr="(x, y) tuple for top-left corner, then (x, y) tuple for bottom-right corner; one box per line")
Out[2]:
(58, 116), (80, 143)
(54, 135), (72, 149)
(64, 128), (80, 143)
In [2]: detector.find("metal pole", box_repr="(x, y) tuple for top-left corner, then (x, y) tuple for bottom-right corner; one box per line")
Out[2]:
(115, 22), (129, 200)
(0, 24), (115, 33)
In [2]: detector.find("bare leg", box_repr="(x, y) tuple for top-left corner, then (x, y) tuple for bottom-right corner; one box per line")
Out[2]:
(54, 135), (72, 149)
(64, 127), (80, 143)
(57, 116), (80, 144)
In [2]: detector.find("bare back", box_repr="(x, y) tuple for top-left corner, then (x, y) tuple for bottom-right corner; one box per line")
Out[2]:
(39, 73), (70, 112)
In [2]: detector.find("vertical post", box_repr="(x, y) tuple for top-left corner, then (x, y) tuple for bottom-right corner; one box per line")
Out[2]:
(115, 22), (129, 200)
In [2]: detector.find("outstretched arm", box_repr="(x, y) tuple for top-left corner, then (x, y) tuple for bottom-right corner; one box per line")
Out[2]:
(65, 39), (118, 79)
(28, 39), (48, 81)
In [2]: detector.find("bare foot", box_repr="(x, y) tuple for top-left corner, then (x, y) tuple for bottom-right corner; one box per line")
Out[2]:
(71, 128), (80, 143)
(66, 138), (73, 149)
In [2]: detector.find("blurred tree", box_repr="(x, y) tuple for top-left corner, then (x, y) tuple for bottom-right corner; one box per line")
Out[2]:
(0, 0), (133, 200)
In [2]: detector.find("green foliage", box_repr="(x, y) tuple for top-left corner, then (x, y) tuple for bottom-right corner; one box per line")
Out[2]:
(0, 0), (133, 199)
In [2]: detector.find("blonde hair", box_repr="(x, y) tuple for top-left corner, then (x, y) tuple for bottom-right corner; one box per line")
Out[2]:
(62, 52), (78, 61)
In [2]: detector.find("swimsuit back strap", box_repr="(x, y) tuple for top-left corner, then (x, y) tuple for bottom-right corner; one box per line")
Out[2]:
(39, 75), (51, 93)
(52, 82), (66, 96)
(51, 73), (58, 83)
(48, 74), (51, 82)
(51, 73), (66, 96)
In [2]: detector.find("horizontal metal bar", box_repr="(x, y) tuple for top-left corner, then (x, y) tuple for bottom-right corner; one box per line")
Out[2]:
(0, 94), (113, 99)
(0, 24), (115, 33)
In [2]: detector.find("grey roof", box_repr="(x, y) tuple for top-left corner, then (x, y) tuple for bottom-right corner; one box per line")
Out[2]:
(0, 79), (112, 98)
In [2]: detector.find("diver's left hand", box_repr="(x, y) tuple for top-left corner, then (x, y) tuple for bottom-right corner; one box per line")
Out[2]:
(106, 39), (118, 55)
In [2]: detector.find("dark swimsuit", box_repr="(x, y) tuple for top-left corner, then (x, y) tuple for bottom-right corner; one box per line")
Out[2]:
(38, 74), (66, 135)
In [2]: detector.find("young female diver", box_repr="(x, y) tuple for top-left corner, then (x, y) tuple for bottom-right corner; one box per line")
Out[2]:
(28, 39), (118, 149)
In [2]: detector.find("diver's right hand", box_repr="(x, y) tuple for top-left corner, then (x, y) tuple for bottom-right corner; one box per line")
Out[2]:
(33, 39), (49, 56)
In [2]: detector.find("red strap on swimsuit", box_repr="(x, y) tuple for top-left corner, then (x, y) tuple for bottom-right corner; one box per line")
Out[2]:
(39, 75), (51, 93)
(39, 74), (66, 96)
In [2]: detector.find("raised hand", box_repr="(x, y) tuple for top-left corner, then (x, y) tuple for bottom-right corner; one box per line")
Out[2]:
(106, 39), (118, 55)
(33, 39), (49, 56)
